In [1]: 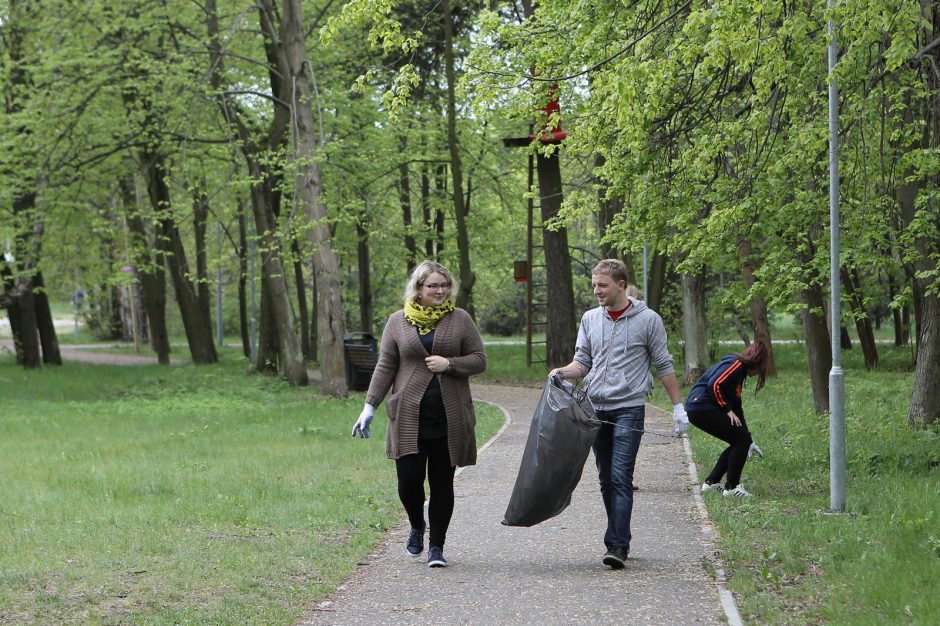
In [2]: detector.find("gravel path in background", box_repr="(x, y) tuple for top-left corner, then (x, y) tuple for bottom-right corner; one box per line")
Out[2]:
(0, 339), (187, 365)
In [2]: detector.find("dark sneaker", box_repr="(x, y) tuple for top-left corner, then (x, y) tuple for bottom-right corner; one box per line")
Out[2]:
(427, 546), (448, 568)
(602, 546), (628, 569)
(406, 527), (424, 557)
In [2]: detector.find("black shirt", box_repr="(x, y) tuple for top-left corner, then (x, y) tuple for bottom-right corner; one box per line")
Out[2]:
(418, 328), (447, 439)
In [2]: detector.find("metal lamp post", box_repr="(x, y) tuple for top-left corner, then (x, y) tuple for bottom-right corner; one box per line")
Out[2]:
(828, 0), (847, 513)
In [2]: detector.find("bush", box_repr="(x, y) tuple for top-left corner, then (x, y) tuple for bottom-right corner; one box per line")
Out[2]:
(478, 291), (526, 336)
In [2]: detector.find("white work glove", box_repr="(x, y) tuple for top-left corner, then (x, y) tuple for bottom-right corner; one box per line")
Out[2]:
(748, 441), (764, 460)
(351, 404), (375, 438)
(672, 403), (689, 436)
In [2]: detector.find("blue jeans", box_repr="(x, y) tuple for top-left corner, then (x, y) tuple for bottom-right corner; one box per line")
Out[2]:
(593, 406), (645, 551)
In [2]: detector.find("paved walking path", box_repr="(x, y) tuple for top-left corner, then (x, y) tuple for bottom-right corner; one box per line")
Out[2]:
(299, 383), (737, 626)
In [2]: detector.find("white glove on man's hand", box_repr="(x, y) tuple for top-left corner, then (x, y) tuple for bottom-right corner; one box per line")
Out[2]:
(352, 404), (375, 438)
(672, 403), (689, 436)
(748, 441), (764, 460)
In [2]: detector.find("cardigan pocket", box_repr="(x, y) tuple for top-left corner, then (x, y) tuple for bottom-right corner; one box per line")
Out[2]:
(387, 391), (401, 421)
(465, 400), (476, 430)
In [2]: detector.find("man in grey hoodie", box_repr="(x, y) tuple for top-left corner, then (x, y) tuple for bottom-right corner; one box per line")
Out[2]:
(550, 259), (688, 569)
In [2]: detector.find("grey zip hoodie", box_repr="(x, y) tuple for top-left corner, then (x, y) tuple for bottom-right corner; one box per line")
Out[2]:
(573, 298), (675, 410)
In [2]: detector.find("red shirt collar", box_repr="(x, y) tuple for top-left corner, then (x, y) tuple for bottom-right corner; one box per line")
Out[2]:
(607, 301), (632, 320)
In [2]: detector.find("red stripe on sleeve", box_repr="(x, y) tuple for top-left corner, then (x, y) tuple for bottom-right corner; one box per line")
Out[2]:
(712, 360), (742, 407)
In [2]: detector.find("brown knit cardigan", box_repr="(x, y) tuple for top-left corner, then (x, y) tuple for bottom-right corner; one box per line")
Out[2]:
(365, 307), (487, 467)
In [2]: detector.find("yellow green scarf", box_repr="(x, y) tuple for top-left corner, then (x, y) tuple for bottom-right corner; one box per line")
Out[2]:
(404, 299), (455, 335)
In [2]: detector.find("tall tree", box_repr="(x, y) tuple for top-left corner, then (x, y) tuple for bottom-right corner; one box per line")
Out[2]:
(205, 0), (308, 386)
(120, 175), (171, 364)
(281, 0), (348, 397)
(0, 0), (57, 368)
(441, 0), (476, 317)
(894, 2), (940, 429)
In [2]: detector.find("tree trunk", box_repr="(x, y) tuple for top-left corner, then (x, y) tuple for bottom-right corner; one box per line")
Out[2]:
(681, 270), (707, 385)
(121, 176), (170, 364)
(898, 167), (940, 428)
(356, 220), (374, 335)
(646, 251), (667, 313)
(13, 285), (40, 368)
(398, 135), (419, 271)
(106, 283), (124, 341)
(902, 299), (911, 346)
(248, 171), (300, 380)
(281, 0), (346, 394)
(434, 165), (447, 255)
(801, 279), (831, 415)
(888, 271), (908, 346)
(421, 165), (434, 259)
(841, 266), (879, 370)
(143, 152), (217, 364)
(737, 234), (777, 374)
(33, 271), (62, 365)
(908, 292), (940, 428)
(309, 261), (319, 363)
(292, 240), (312, 360)
(2, 263), (39, 368)
(536, 151), (577, 368)
(193, 188), (211, 323)
(442, 0), (476, 317)
(255, 265), (279, 374)
(238, 207), (252, 360)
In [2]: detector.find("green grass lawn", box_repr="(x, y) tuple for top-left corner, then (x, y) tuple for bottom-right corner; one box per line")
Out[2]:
(0, 354), (505, 625)
(3, 329), (937, 624)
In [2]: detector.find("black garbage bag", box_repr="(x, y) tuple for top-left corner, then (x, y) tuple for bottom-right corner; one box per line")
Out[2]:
(502, 376), (600, 527)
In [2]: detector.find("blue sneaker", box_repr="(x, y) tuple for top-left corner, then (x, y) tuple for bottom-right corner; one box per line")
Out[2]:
(406, 527), (424, 557)
(427, 546), (447, 568)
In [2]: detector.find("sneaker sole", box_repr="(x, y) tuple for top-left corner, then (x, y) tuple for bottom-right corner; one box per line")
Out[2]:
(406, 548), (423, 557)
(428, 560), (447, 568)
(602, 555), (626, 569)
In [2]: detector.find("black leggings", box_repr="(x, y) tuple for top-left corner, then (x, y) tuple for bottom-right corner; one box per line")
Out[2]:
(688, 409), (753, 489)
(395, 437), (456, 549)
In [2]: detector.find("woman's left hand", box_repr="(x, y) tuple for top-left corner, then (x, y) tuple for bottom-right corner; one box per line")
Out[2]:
(425, 355), (450, 374)
(728, 411), (742, 427)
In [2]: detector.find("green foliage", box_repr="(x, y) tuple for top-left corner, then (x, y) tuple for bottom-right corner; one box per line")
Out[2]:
(467, 0), (940, 331)
(477, 287), (526, 336)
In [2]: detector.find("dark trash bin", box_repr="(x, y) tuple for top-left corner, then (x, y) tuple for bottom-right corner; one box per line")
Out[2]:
(343, 332), (377, 391)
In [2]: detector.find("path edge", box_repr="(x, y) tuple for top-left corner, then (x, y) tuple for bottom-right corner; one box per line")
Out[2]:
(681, 435), (744, 626)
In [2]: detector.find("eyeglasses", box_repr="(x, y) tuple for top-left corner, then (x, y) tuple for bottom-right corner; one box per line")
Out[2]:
(423, 282), (451, 291)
